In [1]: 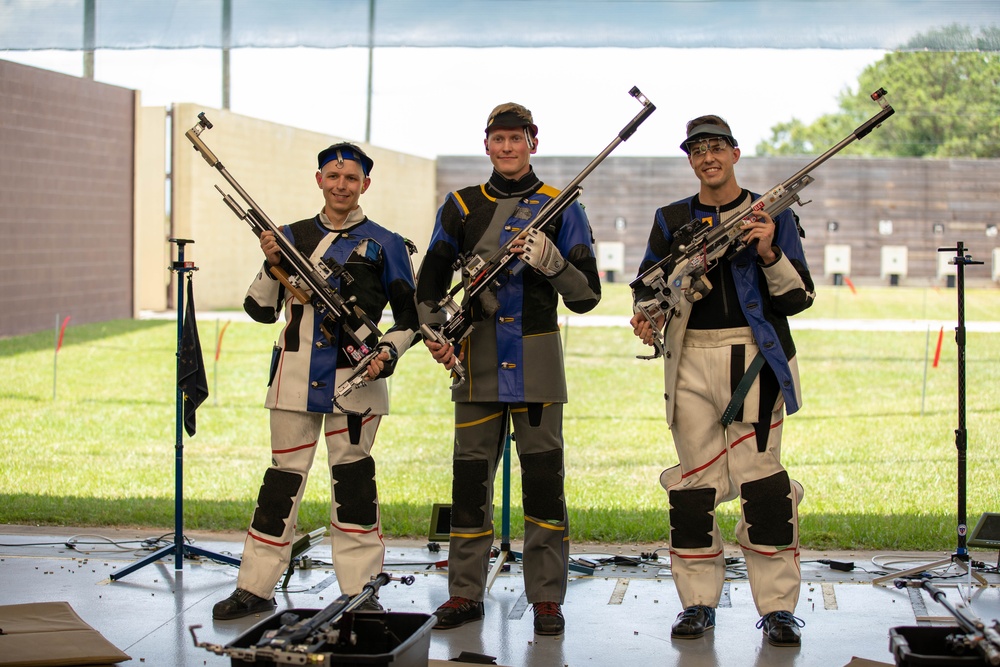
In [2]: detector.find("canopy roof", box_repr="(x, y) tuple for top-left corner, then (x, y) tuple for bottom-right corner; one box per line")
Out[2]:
(2, 0), (999, 51)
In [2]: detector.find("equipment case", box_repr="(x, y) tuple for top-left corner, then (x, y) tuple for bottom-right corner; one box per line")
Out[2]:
(890, 626), (988, 666)
(227, 609), (435, 666)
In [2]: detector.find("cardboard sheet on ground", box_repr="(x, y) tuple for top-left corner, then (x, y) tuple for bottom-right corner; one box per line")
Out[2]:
(0, 601), (130, 666)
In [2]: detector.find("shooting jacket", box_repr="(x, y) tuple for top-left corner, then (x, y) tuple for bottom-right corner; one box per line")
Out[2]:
(635, 190), (815, 425)
(416, 168), (601, 403)
(244, 208), (418, 414)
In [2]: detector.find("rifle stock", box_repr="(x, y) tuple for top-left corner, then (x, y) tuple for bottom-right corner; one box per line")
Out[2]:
(631, 88), (894, 358)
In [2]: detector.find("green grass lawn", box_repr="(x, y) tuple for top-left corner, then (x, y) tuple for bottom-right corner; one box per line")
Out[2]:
(1, 284), (999, 551)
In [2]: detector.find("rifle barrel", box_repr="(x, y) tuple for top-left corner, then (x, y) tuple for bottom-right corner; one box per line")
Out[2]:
(777, 101), (894, 198)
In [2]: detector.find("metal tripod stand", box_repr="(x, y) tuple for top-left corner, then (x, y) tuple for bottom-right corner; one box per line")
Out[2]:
(110, 239), (240, 581)
(874, 241), (986, 589)
(486, 426), (521, 591)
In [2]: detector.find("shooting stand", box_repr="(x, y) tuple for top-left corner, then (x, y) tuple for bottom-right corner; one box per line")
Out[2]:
(486, 427), (521, 591)
(110, 239), (240, 581)
(874, 241), (986, 592)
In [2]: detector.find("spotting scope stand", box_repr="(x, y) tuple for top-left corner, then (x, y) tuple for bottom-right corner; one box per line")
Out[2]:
(110, 239), (241, 581)
(874, 241), (986, 590)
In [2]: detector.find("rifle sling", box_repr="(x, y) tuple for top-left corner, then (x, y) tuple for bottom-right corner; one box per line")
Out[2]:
(466, 196), (523, 281)
(720, 352), (765, 427)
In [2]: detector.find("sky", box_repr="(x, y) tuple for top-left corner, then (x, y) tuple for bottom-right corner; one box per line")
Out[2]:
(3, 46), (887, 159)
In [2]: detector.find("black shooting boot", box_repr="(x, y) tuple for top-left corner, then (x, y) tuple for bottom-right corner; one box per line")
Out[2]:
(532, 601), (565, 635)
(432, 596), (484, 629)
(670, 605), (716, 639)
(212, 588), (276, 620)
(757, 610), (804, 646)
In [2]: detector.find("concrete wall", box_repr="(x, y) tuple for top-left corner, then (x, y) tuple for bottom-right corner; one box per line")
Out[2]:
(169, 105), (437, 311)
(0, 58), (438, 337)
(0, 59), (136, 338)
(134, 105), (169, 312)
(438, 155), (1000, 286)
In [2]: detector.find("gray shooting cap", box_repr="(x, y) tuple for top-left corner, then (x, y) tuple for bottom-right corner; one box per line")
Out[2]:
(485, 102), (538, 138)
(680, 124), (738, 154)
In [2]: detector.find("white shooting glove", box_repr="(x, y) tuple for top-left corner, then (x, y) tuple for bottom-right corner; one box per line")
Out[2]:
(520, 227), (565, 277)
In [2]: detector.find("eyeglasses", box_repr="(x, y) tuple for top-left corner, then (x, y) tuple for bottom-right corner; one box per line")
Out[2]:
(686, 138), (730, 157)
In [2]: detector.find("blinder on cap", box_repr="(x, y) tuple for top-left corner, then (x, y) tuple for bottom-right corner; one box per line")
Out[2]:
(680, 123), (738, 154)
(317, 142), (374, 176)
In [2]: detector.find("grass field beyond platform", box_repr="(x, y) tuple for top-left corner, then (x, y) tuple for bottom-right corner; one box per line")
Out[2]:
(1, 284), (998, 551)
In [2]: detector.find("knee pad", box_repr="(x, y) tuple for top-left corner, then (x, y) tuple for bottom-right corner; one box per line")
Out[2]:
(331, 457), (378, 526)
(668, 487), (716, 549)
(451, 459), (489, 528)
(250, 468), (304, 537)
(520, 449), (565, 522)
(741, 471), (794, 546)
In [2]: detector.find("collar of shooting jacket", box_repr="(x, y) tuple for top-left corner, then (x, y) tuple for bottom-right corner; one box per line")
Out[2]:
(692, 189), (753, 217)
(319, 206), (366, 232)
(485, 167), (542, 199)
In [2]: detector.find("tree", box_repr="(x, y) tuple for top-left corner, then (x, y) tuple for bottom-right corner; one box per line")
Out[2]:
(756, 25), (1000, 158)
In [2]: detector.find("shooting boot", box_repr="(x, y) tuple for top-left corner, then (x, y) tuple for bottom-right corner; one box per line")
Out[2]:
(532, 601), (565, 635)
(432, 596), (484, 629)
(212, 588), (276, 620)
(670, 605), (716, 639)
(757, 611), (804, 646)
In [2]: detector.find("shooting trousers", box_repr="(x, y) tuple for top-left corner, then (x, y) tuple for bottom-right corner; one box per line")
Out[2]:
(445, 402), (569, 604)
(237, 408), (384, 599)
(661, 327), (802, 617)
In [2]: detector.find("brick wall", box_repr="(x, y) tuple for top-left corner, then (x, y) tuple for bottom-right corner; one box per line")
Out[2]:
(0, 59), (135, 337)
(437, 155), (1000, 286)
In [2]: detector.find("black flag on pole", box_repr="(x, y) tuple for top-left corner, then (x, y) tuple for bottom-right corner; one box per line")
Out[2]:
(179, 276), (209, 436)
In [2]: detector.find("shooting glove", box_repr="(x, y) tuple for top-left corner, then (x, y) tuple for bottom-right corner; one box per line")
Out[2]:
(521, 228), (565, 277)
(375, 343), (399, 378)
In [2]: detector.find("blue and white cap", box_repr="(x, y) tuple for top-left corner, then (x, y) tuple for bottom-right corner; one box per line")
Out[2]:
(317, 142), (374, 175)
